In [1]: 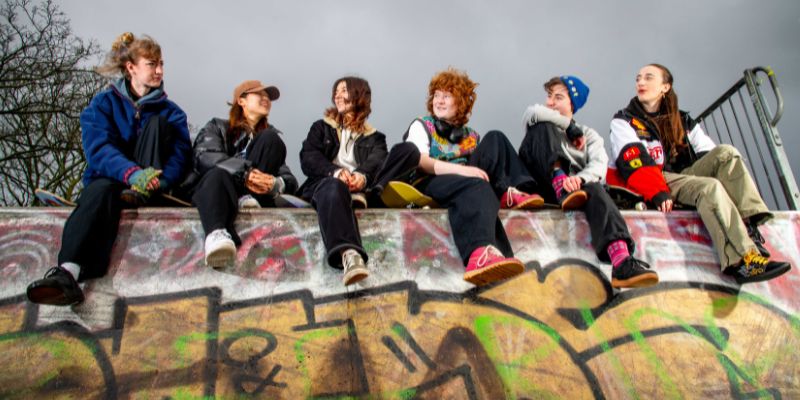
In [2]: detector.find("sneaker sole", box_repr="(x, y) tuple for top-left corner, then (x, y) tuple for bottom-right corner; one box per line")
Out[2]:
(733, 263), (791, 284)
(343, 267), (369, 286)
(27, 286), (84, 306)
(561, 191), (588, 211)
(508, 197), (545, 210)
(463, 259), (524, 286)
(206, 246), (236, 269)
(611, 271), (659, 288)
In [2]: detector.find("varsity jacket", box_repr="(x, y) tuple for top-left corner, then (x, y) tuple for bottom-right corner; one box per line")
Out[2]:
(79, 78), (192, 186)
(298, 117), (388, 198)
(608, 97), (715, 203)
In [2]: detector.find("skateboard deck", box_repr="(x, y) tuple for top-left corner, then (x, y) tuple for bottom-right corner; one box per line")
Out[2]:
(275, 194), (312, 208)
(36, 188), (192, 207)
(381, 181), (438, 209)
(607, 185), (647, 210)
(35, 188), (76, 207)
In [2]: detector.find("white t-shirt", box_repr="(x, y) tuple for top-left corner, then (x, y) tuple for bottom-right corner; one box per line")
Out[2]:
(405, 120), (431, 155)
(333, 128), (360, 172)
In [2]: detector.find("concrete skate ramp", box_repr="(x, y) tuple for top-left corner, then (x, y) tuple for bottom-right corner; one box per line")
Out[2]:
(0, 208), (798, 399)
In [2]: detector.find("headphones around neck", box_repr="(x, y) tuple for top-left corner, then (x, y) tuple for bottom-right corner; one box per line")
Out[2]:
(433, 117), (467, 144)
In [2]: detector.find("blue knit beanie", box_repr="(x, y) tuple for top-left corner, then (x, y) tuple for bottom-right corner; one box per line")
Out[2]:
(559, 75), (589, 113)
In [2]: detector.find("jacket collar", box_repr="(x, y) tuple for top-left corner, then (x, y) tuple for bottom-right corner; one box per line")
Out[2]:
(112, 77), (166, 106)
(323, 116), (376, 138)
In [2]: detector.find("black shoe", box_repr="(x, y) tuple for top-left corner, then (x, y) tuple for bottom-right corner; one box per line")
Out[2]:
(121, 189), (148, 207)
(746, 223), (770, 258)
(724, 249), (791, 284)
(26, 267), (84, 306)
(611, 257), (659, 288)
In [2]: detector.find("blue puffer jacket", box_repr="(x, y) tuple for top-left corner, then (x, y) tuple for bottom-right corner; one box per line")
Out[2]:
(79, 78), (192, 187)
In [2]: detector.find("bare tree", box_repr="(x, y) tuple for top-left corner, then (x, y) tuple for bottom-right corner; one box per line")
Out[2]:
(0, 0), (106, 205)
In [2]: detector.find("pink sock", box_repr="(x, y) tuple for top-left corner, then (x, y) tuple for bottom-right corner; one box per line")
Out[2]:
(551, 170), (567, 199)
(607, 240), (630, 268)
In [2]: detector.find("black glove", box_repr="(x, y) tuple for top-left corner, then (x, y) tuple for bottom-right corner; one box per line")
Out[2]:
(566, 121), (584, 141)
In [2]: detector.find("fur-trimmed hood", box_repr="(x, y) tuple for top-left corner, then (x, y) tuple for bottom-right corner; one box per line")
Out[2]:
(322, 116), (377, 139)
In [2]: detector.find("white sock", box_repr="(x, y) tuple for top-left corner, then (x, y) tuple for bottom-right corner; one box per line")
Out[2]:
(60, 262), (81, 280)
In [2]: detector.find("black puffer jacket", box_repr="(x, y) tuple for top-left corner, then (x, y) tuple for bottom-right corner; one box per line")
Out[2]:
(190, 117), (298, 193)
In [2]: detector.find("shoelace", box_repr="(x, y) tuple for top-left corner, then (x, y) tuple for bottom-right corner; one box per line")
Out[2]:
(209, 229), (232, 242)
(744, 251), (769, 267)
(44, 266), (61, 278)
(343, 250), (361, 270)
(476, 245), (502, 268)
(505, 187), (520, 208)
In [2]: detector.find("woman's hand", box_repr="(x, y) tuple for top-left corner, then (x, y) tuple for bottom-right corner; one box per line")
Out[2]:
(453, 164), (489, 181)
(245, 169), (275, 194)
(658, 198), (674, 213)
(562, 175), (583, 193)
(348, 173), (366, 192)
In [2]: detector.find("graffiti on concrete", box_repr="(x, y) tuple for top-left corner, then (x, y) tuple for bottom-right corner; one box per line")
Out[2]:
(1, 261), (799, 398)
(0, 209), (798, 398)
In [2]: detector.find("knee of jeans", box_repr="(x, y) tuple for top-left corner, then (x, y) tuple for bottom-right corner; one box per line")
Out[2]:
(582, 181), (603, 195)
(713, 144), (740, 160)
(315, 178), (349, 202)
(392, 141), (419, 155)
(697, 177), (726, 200)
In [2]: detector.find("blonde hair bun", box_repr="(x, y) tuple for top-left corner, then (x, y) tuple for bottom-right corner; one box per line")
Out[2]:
(111, 32), (135, 51)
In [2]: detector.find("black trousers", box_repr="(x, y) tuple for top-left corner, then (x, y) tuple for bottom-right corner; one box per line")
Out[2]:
(519, 122), (634, 261)
(307, 177), (366, 269)
(379, 133), (526, 265)
(192, 129), (287, 244)
(58, 115), (178, 281)
(469, 130), (538, 196)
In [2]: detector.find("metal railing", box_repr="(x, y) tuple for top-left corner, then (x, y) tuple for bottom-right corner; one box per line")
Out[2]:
(696, 66), (799, 210)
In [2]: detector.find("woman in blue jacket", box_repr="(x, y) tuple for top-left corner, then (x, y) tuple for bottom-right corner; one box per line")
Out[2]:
(26, 32), (192, 306)
(191, 80), (297, 268)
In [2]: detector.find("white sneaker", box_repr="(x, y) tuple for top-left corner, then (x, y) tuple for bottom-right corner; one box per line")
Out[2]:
(351, 192), (368, 209)
(342, 248), (369, 285)
(238, 195), (260, 209)
(204, 229), (236, 268)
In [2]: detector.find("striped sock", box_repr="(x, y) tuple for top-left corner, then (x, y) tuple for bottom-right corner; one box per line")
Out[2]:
(607, 240), (630, 268)
(551, 169), (567, 200)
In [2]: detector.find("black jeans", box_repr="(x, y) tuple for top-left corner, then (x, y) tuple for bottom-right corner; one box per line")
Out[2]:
(519, 122), (635, 260)
(192, 129), (287, 244)
(381, 132), (528, 265)
(307, 177), (366, 269)
(58, 115), (179, 281)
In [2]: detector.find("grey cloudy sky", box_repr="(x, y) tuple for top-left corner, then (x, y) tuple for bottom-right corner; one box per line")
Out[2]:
(60, 0), (800, 201)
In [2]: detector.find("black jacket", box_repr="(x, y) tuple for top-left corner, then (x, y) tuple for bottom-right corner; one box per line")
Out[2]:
(298, 117), (388, 198)
(190, 118), (298, 193)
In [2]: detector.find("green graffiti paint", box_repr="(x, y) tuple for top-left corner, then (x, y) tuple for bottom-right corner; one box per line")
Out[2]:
(474, 314), (562, 398)
(581, 303), (640, 400)
(293, 327), (346, 397)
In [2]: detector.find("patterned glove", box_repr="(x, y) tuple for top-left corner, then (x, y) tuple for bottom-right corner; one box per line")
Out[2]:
(128, 167), (162, 196)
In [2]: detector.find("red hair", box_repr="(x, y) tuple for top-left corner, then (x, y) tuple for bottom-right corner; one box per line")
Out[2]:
(426, 67), (478, 127)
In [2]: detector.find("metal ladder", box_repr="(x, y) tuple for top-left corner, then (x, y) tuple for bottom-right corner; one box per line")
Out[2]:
(696, 66), (799, 210)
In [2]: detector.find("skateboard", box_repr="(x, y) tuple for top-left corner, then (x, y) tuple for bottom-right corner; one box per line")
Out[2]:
(275, 194), (312, 208)
(381, 181), (438, 209)
(607, 185), (647, 210)
(34, 188), (76, 207)
(35, 188), (192, 207)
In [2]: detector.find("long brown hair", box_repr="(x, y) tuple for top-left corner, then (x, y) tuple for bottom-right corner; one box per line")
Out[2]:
(324, 77), (372, 133)
(648, 63), (686, 157)
(426, 67), (478, 127)
(96, 32), (162, 78)
(227, 96), (268, 145)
